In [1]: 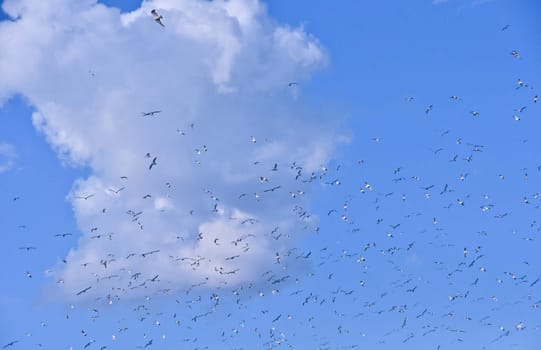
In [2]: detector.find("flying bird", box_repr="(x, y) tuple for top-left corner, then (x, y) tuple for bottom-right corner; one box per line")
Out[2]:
(141, 249), (160, 258)
(2, 341), (18, 349)
(264, 186), (281, 193)
(108, 187), (125, 194)
(76, 194), (95, 200)
(151, 9), (165, 27)
(76, 286), (92, 295)
(149, 157), (158, 170)
(142, 110), (161, 117)
(54, 233), (73, 238)
(18, 246), (36, 251)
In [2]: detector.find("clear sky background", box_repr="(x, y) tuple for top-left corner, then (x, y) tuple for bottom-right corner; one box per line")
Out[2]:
(1, 0), (540, 349)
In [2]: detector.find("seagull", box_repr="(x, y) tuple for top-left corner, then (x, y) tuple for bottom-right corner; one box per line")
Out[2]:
(2, 341), (19, 349)
(264, 186), (281, 193)
(108, 187), (125, 194)
(149, 157), (157, 170)
(501, 24), (510, 31)
(151, 9), (164, 27)
(76, 286), (92, 295)
(18, 246), (36, 251)
(54, 233), (73, 238)
(76, 194), (94, 200)
(142, 250), (160, 258)
(142, 110), (161, 117)
(288, 82), (298, 87)
(510, 50), (520, 59)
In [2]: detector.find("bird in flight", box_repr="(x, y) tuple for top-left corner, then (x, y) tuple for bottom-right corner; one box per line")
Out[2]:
(18, 246), (36, 251)
(76, 286), (92, 295)
(149, 157), (158, 170)
(2, 340), (19, 349)
(2, 341), (18, 349)
(142, 249), (160, 258)
(76, 194), (94, 200)
(141, 110), (161, 117)
(108, 187), (125, 194)
(151, 9), (165, 27)
(264, 186), (281, 193)
(54, 233), (72, 238)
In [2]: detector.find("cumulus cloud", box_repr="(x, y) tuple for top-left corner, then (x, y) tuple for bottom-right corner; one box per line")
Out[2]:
(0, 142), (16, 173)
(0, 0), (342, 301)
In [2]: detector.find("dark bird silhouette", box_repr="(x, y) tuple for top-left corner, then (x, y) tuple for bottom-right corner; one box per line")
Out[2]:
(264, 186), (281, 193)
(149, 157), (157, 170)
(3, 341), (19, 348)
(142, 250), (160, 258)
(142, 110), (161, 117)
(76, 286), (92, 295)
(18, 246), (36, 251)
(54, 233), (73, 238)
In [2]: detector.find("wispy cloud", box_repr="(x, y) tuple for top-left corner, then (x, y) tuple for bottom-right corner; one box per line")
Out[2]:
(0, 0), (342, 301)
(0, 142), (16, 173)
(432, 0), (495, 6)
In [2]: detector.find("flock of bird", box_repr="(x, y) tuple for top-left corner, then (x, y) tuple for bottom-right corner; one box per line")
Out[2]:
(2, 9), (540, 350)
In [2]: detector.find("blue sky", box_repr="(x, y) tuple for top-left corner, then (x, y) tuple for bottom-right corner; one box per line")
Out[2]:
(1, 0), (540, 349)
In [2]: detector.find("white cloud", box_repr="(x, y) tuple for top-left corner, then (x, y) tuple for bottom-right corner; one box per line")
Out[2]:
(0, 142), (16, 173)
(0, 0), (342, 301)
(432, 0), (495, 6)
